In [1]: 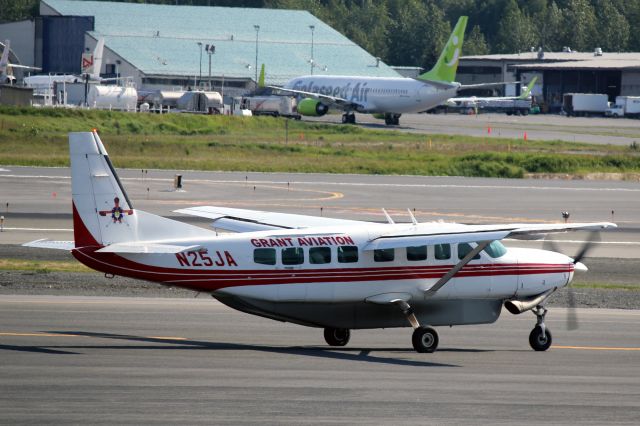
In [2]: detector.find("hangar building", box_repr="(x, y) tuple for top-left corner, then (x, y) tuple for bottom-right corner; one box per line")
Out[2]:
(1, 0), (399, 96)
(458, 50), (640, 112)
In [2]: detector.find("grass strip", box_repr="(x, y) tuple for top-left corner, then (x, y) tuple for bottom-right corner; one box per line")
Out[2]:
(0, 258), (92, 274)
(1, 106), (639, 177)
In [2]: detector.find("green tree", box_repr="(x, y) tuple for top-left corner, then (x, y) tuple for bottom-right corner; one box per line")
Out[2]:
(463, 25), (489, 56)
(535, 1), (564, 52)
(594, 0), (629, 52)
(494, 0), (537, 53)
(561, 0), (597, 51)
(0, 0), (38, 22)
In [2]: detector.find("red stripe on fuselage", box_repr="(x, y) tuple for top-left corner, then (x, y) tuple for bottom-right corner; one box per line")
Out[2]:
(72, 247), (574, 292)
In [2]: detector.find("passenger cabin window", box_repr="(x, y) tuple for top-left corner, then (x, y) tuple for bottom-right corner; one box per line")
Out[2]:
(282, 247), (304, 265)
(434, 243), (451, 260)
(457, 243), (481, 260)
(309, 247), (331, 264)
(374, 248), (395, 262)
(254, 248), (276, 265)
(484, 240), (507, 258)
(406, 245), (427, 261)
(338, 246), (358, 263)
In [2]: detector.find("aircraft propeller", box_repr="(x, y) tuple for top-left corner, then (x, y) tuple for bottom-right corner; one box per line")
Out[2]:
(543, 231), (601, 330)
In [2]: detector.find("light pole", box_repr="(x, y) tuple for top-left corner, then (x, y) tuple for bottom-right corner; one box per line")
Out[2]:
(197, 41), (203, 89)
(206, 44), (215, 90)
(253, 25), (260, 83)
(309, 25), (315, 75)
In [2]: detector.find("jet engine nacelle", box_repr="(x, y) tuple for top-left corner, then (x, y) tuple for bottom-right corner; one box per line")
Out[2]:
(298, 98), (328, 116)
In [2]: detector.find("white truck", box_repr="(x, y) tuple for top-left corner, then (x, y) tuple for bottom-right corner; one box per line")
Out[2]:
(238, 95), (300, 119)
(605, 96), (640, 118)
(562, 93), (609, 117)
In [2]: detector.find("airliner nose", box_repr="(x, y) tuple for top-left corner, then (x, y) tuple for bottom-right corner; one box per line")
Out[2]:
(574, 261), (588, 272)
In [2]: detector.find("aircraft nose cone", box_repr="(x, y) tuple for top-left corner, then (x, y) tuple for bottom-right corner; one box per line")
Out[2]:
(574, 261), (588, 272)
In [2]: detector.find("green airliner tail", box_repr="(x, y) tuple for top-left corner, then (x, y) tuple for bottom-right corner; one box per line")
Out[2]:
(418, 16), (468, 83)
(518, 76), (537, 99)
(258, 63), (265, 88)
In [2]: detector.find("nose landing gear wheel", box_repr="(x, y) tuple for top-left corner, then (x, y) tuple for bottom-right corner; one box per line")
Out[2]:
(324, 327), (350, 346)
(529, 326), (552, 351)
(412, 326), (439, 353)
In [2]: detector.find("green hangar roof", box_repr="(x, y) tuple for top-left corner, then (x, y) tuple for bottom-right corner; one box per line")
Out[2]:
(41, 0), (400, 84)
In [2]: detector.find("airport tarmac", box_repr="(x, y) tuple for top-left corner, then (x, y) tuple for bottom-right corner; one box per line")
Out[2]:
(1, 166), (638, 258)
(307, 112), (640, 146)
(1, 295), (639, 425)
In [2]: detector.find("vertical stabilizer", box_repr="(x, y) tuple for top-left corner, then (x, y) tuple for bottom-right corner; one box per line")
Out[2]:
(418, 16), (468, 83)
(69, 131), (213, 248)
(70, 131), (136, 247)
(89, 38), (104, 79)
(258, 63), (265, 88)
(0, 40), (10, 73)
(519, 76), (537, 99)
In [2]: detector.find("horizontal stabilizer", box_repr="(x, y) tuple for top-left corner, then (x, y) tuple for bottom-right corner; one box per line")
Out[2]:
(96, 242), (201, 254)
(22, 239), (74, 251)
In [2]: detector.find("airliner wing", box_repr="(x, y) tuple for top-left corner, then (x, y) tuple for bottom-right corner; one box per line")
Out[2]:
(8, 63), (41, 70)
(268, 86), (360, 109)
(175, 206), (369, 232)
(460, 81), (520, 90)
(364, 222), (616, 250)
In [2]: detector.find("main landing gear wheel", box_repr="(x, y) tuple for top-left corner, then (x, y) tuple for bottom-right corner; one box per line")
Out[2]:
(341, 113), (356, 124)
(529, 326), (552, 351)
(412, 326), (439, 353)
(324, 327), (350, 346)
(529, 305), (552, 351)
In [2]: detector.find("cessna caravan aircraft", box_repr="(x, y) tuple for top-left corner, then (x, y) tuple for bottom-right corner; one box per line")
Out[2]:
(26, 131), (615, 353)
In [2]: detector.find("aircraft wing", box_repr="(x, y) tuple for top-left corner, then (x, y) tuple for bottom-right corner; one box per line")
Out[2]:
(8, 63), (41, 70)
(460, 81), (520, 90)
(267, 86), (360, 110)
(364, 222), (616, 250)
(175, 206), (369, 232)
(96, 242), (201, 254)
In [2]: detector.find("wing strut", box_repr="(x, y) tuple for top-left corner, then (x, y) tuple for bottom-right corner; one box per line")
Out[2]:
(423, 240), (492, 297)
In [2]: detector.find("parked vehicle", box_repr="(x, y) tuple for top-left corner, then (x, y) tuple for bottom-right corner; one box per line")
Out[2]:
(605, 96), (640, 118)
(238, 95), (300, 119)
(563, 93), (609, 117)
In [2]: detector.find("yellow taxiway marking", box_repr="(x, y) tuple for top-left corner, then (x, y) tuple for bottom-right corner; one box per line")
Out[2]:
(0, 332), (187, 340)
(553, 345), (640, 352)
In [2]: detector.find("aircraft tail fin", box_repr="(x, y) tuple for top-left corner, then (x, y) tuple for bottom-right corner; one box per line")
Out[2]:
(69, 131), (211, 248)
(0, 40), (10, 73)
(518, 76), (537, 99)
(418, 16), (468, 83)
(258, 63), (265, 88)
(90, 38), (104, 79)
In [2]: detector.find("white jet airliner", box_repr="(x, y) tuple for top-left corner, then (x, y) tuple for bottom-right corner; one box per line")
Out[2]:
(25, 131), (616, 353)
(273, 16), (506, 126)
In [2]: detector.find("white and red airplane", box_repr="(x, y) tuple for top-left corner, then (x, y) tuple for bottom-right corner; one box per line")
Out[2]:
(26, 131), (616, 353)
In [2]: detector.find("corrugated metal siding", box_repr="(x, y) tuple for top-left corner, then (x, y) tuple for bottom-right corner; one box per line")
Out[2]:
(41, 16), (94, 74)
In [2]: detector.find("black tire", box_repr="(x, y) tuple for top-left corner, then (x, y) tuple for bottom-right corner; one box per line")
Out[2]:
(349, 114), (356, 124)
(385, 116), (392, 125)
(529, 326), (552, 351)
(412, 326), (439, 353)
(324, 327), (350, 346)
(341, 114), (348, 124)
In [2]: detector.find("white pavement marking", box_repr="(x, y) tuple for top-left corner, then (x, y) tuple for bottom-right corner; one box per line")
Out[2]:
(2, 173), (640, 192)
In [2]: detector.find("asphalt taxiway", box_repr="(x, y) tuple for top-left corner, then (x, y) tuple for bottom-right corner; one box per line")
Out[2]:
(307, 112), (640, 146)
(1, 295), (639, 424)
(1, 166), (638, 258)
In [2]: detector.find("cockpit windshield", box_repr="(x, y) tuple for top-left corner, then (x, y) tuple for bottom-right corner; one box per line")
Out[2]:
(483, 240), (507, 258)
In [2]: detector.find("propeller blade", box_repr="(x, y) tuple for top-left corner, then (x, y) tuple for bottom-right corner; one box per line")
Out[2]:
(571, 231), (600, 264)
(566, 286), (579, 330)
(542, 237), (561, 254)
